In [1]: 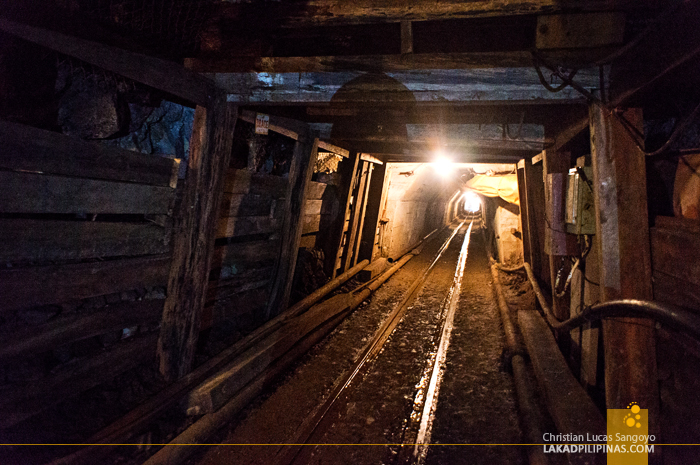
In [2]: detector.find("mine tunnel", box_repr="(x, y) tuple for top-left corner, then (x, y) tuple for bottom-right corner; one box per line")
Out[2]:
(2, 1), (700, 464)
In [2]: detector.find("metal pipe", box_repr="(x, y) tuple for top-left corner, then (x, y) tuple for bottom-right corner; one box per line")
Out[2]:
(503, 262), (700, 342)
(284, 259), (369, 320)
(489, 264), (525, 356)
(490, 264), (549, 465)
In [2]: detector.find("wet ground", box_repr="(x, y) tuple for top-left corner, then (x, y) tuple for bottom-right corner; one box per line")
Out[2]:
(192, 223), (526, 465)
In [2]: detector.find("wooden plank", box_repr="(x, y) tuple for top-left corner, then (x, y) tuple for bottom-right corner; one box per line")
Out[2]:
(360, 154), (384, 165)
(589, 105), (658, 422)
(306, 181), (328, 200)
(220, 193), (275, 218)
(0, 255), (170, 313)
(653, 270), (700, 311)
(352, 163), (373, 267)
(0, 219), (170, 263)
(266, 131), (319, 319)
(345, 161), (370, 272)
(0, 19), (214, 107)
(536, 13), (625, 49)
(516, 163), (532, 266)
(330, 153), (361, 278)
(317, 140), (349, 158)
(650, 227), (700, 287)
(0, 120), (178, 187)
(188, 50), (617, 74)
(302, 214), (322, 235)
(222, 169), (288, 198)
(305, 200), (323, 216)
(185, 293), (354, 414)
(518, 310), (606, 465)
(158, 100), (238, 382)
(0, 333), (158, 429)
(401, 20), (413, 54)
(235, 0), (639, 27)
(215, 215), (283, 239)
(0, 171), (174, 214)
(217, 68), (597, 105)
(299, 235), (317, 249)
(655, 215), (700, 235)
(211, 240), (281, 270)
(0, 300), (163, 363)
(238, 109), (307, 141)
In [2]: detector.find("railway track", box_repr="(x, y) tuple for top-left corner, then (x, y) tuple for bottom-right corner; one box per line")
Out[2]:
(196, 220), (524, 465)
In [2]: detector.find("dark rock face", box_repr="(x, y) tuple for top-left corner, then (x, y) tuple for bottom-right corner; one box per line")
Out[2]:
(57, 69), (127, 139)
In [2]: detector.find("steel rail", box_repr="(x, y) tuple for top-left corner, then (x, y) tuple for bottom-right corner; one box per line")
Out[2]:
(275, 221), (466, 465)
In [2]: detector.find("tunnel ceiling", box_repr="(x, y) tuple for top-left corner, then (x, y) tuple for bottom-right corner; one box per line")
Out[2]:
(15, 0), (698, 164)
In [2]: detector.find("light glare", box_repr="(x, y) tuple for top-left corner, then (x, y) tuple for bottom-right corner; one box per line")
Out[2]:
(432, 157), (453, 176)
(462, 191), (481, 212)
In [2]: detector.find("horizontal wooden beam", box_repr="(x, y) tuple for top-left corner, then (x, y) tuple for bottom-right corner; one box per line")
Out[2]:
(215, 0), (642, 27)
(238, 109), (307, 140)
(0, 18), (216, 107)
(0, 255), (170, 313)
(0, 171), (175, 215)
(217, 68), (598, 105)
(0, 333), (158, 429)
(317, 140), (350, 157)
(360, 154), (383, 165)
(0, 300), (163, 363)
(0, 219), (170, 263)
(187, 50), (612, 74)
(0, 120), (179, 187)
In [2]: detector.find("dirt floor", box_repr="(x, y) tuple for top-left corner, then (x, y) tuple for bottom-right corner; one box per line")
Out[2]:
(190, 224), (537, 465)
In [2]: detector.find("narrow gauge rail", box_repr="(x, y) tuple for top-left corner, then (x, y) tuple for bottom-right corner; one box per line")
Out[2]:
(274, 220), (479, 465)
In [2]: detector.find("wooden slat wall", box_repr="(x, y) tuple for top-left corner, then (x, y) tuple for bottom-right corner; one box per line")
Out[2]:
(203, 169), (290, 330)
(0, 121), (177, 429)
(651, 217), (700, 311)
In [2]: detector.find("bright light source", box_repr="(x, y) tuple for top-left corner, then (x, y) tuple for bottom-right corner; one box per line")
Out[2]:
(462, 191), (481, 212)
(432, 157), (453, 176)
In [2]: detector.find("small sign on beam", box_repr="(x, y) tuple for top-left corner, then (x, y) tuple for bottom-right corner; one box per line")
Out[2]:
(255, 113), (270, 135)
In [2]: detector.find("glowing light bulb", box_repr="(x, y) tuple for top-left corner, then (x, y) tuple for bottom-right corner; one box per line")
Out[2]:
(432, 157), (453, 176)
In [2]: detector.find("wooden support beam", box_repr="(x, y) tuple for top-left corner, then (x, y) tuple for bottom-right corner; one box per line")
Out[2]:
(0, 255), (170, 313)
(158, 99), (238, 382)
(216, 68), (597, 105)
(360, 163), (386, 262)
(330, 153), (361, 278)
(266, 131), (319, 319)
(212, 0), (641, 28)
(400, 21), (413, 54)
(343, 161), (370, 273)
(0, 120), (178, 187)
(0, 19), (215, 107)
(516, 160), (532, 266)
(352, 163), (374, 267)
(238, 109), (307, 140)
(318, 140), (350, 157)
(542, 149), (575, 321)
(589, 105), (659, 429)
(360, 153), (383, 165)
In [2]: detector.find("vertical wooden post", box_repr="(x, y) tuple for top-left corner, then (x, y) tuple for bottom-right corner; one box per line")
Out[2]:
(266, 131), (319, 319)
(158, 97), (237, 382)
(589, 105), (658, 416)
(362, 163), (387, 263)
(525, 157), (546, 282)
(329, 152), (360, 278)
(352, 163), (374, 268)
(344, 161), (369, 272)
(516, 159), (532, 265)
(543, 149), (574, 321)
(400, 21), (413, 54)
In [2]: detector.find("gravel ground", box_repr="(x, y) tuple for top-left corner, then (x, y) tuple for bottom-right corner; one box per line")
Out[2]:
(194, 224), (530, 465)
